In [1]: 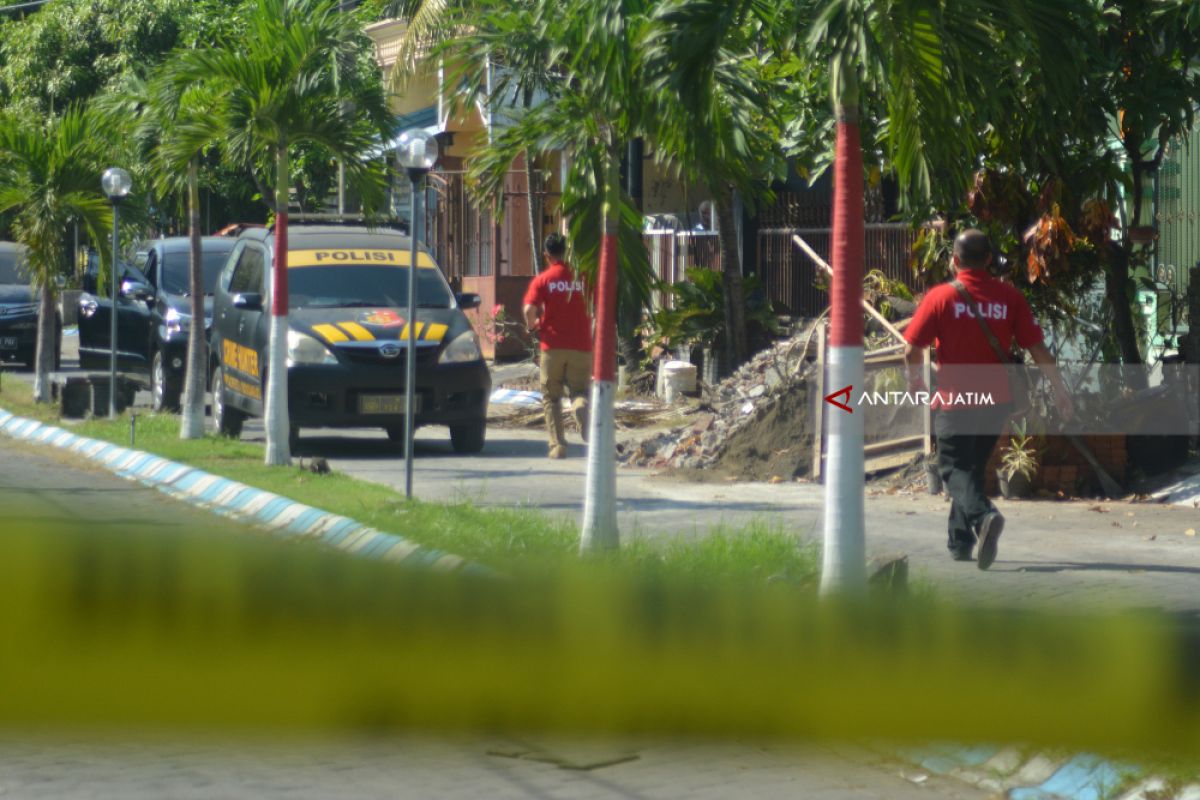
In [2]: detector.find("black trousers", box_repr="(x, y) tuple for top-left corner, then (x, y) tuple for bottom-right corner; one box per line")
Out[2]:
(934, 406), (1010, 553)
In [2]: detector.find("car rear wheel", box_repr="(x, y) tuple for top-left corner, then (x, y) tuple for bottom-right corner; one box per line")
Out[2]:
(449, 420), (486, 454)
(212, 364), (244, 438)
(152, 351), (181, 412)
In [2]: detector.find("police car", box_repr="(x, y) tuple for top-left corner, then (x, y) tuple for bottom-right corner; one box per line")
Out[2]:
(210, 225), (491, 452)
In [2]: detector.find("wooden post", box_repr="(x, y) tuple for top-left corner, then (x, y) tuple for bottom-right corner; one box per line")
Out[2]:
(922, 348), (933, 456)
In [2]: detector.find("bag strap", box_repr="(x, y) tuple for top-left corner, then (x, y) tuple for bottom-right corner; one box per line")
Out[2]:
(951, 279), (1008, 363)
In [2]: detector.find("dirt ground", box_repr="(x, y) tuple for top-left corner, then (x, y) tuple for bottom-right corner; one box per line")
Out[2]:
(665, 386), (814, 484)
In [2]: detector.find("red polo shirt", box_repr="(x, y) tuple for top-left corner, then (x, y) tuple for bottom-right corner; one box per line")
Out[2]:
(523, 260), (592, 352)
(904, 269), (1043, 407)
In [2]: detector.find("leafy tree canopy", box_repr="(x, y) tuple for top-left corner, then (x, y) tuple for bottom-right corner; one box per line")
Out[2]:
(0, 0), (241, 116)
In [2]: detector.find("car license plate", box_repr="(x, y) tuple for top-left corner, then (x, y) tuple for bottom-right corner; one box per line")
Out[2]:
(0, 337), (16, 350)
(358, 394), (416, 415)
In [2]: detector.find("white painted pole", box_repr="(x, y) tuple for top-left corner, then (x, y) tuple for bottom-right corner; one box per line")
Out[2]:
(821, 345), (865, 592)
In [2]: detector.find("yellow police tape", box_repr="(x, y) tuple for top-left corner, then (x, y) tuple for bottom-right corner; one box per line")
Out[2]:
(1, 520), (1196, 753)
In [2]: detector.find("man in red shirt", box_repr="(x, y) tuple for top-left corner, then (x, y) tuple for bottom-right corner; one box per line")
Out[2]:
(523, 233), (592, 459)
(904, 229), (1073, 569)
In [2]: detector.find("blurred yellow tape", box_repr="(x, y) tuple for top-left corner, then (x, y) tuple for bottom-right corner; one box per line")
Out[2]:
(0, 521), (1196, 752)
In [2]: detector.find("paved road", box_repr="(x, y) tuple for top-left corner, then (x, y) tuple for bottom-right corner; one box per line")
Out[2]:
(0, 736), (993, 800)
(270, 419), (1200, 615)
(0, 437), (995, 798)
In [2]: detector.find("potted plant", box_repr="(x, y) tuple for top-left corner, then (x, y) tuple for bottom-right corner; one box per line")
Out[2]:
(998, 420), (1039, 499)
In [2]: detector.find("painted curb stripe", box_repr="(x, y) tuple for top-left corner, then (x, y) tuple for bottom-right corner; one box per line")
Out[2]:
(903, 746), (1142, 800)
(321, 521), (361, 546)
(0, 407), (485, 576)
(285, 508), (326, 535)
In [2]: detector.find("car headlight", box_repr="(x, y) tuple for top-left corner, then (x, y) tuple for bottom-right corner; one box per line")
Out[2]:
(438, 330), (483, 364)
(287, 329), (337, 366)
(165, 307), (191, 334)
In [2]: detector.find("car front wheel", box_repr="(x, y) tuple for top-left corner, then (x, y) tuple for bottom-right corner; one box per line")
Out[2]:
(152, 351), (182, 412)
(211, 364), (245, 438)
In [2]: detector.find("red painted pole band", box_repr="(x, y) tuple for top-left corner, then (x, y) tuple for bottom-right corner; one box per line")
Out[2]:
(592, 232), (618, 382)
(273, 211), (289, 317)
(829, 122), (864, 348)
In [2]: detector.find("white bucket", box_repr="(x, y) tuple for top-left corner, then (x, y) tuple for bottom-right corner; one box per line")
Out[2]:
(661, 360), (697, 403)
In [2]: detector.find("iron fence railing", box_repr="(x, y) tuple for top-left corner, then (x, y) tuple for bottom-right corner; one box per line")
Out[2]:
(756, 223), (919, 317)
(643, 230), (722, 310)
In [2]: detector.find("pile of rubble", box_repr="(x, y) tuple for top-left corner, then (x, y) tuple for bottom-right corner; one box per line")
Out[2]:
(617, 326), (820, 476)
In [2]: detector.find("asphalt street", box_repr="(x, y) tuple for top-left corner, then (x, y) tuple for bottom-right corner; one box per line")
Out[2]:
(0, 420), (995, 798)
(0, 734), (996, 800)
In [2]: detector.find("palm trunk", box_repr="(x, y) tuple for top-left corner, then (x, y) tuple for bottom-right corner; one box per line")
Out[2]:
(180, 158), (207, 439)
(1112, 160), (1148, 387)
(581, 142), (621, 553)
(820, 60), (867, 596)
(32, 283), (55, 403)
(714, 184), (747, 370)
(264, 141), (292, 466)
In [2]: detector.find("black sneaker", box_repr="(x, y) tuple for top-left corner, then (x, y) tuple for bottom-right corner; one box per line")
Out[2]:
(950, 544), (974, 562)
(976, 511), (1005, 571)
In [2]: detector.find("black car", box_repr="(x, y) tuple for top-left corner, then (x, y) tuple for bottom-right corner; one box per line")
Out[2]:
(0, 241), (61, 370)
(210, 225), (491, 452)
(78, 237), (238, 410)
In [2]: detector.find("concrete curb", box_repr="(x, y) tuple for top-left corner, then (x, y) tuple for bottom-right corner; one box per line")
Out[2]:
(899, 744), (1199, 800)
(0, 408), (490, 577)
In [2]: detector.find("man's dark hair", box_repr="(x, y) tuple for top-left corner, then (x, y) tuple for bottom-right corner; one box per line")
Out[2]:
(953, 229), (992, 269)
(543, 233), (567, 259)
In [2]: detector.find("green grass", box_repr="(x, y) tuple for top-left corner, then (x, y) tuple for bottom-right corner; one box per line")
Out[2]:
(0, 378), (820, 586)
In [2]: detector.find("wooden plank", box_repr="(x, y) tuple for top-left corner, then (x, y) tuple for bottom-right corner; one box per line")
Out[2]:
(812, 323), (826, 482)
(865, 451), (921, 475)
(791, 234), (907, 344)
(865, 350), (906, 366)
(863, 435), (925, 458)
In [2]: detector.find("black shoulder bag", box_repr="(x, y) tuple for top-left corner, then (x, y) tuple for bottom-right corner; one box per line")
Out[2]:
(950, 280), (1030, 415)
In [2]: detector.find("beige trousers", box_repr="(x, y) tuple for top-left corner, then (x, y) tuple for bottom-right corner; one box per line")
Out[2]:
(540, 349), (591, 452)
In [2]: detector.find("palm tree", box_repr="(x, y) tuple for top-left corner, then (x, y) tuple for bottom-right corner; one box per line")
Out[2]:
(442, 0), (657, 552)
(806, 0), (1088, 594)
(98, 71), (223, 437)
(0, 106), (112, 404)
(653, 0), (1088, 592)
(643, 0), (786, 370)
(170, 0), (393, 465)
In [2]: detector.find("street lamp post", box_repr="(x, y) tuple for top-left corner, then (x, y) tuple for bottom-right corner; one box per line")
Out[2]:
(395, 129), (438, 499)
(101, 167), (132, 419)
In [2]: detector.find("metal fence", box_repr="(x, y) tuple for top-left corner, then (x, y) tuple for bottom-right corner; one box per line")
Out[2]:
(1155, 129), (1199, 317)
(756, 223), (919, 317)
(644, 230), (722, 310)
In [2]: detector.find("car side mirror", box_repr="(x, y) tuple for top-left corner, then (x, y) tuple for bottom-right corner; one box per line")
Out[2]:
(121, 279), (153, 302)
(456, 292), (482, 310)
(232, 292), (263, 311)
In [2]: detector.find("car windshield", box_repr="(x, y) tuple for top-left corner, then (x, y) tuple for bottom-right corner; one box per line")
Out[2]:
(288, 266), (454, 310)
(161, 249), (233, 295)
(0, 251), (27, 285)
